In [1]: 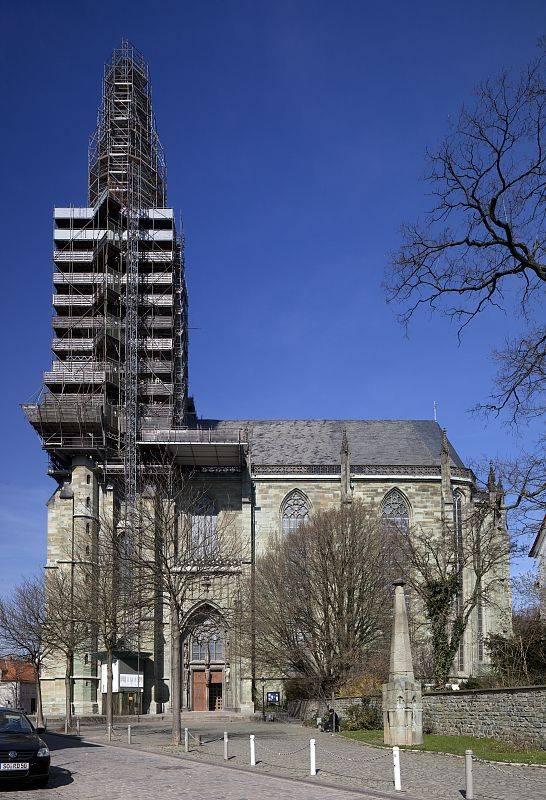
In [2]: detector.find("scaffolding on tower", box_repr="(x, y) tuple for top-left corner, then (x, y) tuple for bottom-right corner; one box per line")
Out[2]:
(24, 40), (189, 511)
(88, 41), (168, 517)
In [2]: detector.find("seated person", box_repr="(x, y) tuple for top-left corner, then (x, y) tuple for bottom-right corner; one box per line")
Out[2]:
(321, 707), (340, 732)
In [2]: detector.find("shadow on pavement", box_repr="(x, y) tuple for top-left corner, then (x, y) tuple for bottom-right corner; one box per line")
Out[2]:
(0, 768), (73, 792)
(44, 732), (101, 752)
(46, 767), (74, 790)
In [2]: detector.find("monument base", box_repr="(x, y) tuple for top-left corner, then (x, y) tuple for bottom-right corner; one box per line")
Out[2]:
(382, 677), (423, 746)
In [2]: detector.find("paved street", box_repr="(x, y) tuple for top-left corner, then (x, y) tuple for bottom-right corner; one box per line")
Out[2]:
(32, 718), (546, 800)
(0, 733), (399, 799)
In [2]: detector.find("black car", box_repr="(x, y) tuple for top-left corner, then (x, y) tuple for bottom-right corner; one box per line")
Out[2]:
(0, 708), (50, 788)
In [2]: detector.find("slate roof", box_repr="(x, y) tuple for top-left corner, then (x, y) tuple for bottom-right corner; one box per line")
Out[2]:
(196, 419), (465, 468)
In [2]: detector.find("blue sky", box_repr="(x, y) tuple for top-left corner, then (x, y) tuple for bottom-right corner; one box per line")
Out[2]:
(0, 0), (543, 593)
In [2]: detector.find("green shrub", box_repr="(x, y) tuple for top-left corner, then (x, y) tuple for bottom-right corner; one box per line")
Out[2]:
(343, 699), (382, 731)
(460, 676), (487, 690)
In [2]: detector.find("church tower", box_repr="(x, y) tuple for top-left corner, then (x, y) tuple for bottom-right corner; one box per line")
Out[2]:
(23, 42), (189, 714)
(24, 40), (188, 495)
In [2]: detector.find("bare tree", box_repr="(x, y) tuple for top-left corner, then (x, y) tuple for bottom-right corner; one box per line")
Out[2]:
(385, 50), (545, 517)
(42, 568), (91, 729)
(393, 494), (516, 684)
(486, 569), (545, 685)
(133, 455), (242, 745)
(386, 54), (544, 344)
(250, 503), (395, 700)
(0, 576), (47, 726)
(75, 495), (143, 733)
(472, 454), (546, 540)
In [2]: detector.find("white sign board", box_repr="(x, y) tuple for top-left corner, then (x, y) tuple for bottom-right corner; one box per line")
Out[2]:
(119, 673), (143, 689)
(100, 662), (143, 692)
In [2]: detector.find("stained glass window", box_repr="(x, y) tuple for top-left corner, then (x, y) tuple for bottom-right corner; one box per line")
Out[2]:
(281, 490), (310, 535)
(381, 488), (410, 533)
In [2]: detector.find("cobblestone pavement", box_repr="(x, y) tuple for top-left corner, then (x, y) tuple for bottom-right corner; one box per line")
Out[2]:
(0, 733), (399, 799)
(72, 717), (546, 800)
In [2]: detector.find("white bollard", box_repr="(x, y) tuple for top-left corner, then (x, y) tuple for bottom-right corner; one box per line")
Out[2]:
(393, 746), (401, 791)
(184, 727), (189, 753)
(250, 734), (256, 766)
(465, 749), (474, 800)
(310, 738), (316, 776)
(76, 718), (80, 737)
(64, 718), (68, 734)
(223, 731), (229, 761)
(128, 724), (132, 745)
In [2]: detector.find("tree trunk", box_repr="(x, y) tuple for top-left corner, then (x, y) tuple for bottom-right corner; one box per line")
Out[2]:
(431, 614), (464, 685)
(35, 668), (44, 728)
(106, 647), (114, 731)
(171, 608), (181, 745)
(65, 651), (73, 729)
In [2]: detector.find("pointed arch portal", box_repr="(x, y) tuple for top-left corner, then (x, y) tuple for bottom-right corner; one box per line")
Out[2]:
(182, 604), (227, 712)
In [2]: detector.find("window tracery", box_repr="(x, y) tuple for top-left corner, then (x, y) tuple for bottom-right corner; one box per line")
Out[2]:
(187, 608), (226, 663)
(380, 488), (410, 533)
(281, 489), (310, 535)
(191, 629), (223, 661)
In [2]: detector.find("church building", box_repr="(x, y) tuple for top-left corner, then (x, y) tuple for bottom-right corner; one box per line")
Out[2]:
(23, 43), (511, 716)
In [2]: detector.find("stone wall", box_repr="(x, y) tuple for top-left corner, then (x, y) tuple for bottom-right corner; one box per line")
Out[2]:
(288, 696), (382, 722)
(421, 686), (545, 747)
(288, 686), (546, 748)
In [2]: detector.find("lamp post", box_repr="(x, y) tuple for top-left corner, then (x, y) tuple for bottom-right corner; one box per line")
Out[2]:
(260, 676), (266, 722)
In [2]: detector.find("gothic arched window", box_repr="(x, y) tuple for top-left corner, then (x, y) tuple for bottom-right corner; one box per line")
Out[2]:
(453, 489), (465, 670)
(191, 494), (218, 559)
(191, 629), (224, 661)
(453, 490), (464, 555)
(186, 606), (226, 663)
(381, 488), (410, 533)
(281, 490), (310, 535)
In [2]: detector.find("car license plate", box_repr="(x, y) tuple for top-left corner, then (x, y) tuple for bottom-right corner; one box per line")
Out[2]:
(1, 762), (29, 771)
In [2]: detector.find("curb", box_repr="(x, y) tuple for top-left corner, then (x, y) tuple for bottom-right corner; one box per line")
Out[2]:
(340, 735), (546, 769)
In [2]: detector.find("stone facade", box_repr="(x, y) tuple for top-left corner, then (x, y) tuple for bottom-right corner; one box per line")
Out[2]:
(42, 457), (100, 716)
(39, 423), (513, 717)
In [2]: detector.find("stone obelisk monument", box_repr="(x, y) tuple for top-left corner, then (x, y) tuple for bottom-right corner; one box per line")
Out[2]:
(382, 580), (423, 745)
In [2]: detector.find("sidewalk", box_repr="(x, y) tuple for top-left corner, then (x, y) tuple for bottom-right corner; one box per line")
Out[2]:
(72, 718), (546, 800)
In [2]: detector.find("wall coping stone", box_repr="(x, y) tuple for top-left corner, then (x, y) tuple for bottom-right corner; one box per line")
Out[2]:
(422, 685), (546, 698)
(291, 685), (546, 705)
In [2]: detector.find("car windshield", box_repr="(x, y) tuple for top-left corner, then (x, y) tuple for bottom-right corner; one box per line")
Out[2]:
(0, 712), (33, 734)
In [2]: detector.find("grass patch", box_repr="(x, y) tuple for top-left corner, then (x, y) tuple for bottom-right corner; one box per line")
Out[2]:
(341, 730), (546, 765)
